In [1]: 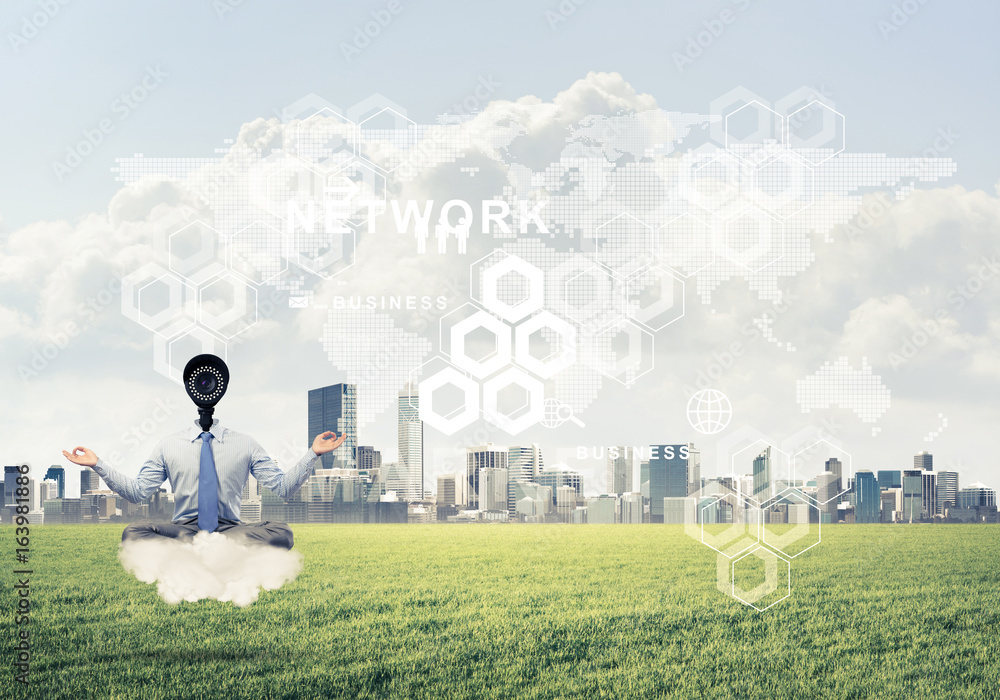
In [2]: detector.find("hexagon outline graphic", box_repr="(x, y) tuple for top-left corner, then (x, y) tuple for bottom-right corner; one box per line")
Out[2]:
(786, 100), (846, 165)
(358, 106), (420, 174)
(752, 153), (815, 220)
(168, 220), (226, 286)
(700, 491), (761, 559)
(731, 545), (791, 612)
(481, 255), (545, 323)
(759, 486), (822, 559)
(725, 100), (784, 150)
(594, 212), (655, 268)
(135, 274), (197, 339)
(418, 366), (480, 435)
(513, 310), (577, 379)
(593, 321), (654, 386)
(450, 310), (512, 379)
(481, 366), (545, 435)
(198, 274), (258, 340)
(792, 438), (854, 505)
(722, 207), (785, 273)
(655, 212), (717, 277)
(229, 220), (289, 286)
(625, 265), (686, 332)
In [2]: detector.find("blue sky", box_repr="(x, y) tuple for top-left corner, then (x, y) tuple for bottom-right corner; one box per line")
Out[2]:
(3, 0), (998, 231)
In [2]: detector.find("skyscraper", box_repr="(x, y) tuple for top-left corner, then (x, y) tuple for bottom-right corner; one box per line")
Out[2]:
(398, 384), (423, 502)
(922, 471), (937, 517)
(480, 467), (509, 513)
(936, 471), (958, 513)
(957, 482), (996, 509)
(508, 444), (544, 518)
(855, 470), (880, 523)
(816, 471), (839, 522)
(606, 446), (633, 495)
(80, 468), (101, 495)
(649, 444), (689, 524)
(436, 474), (459, 507)
(877, 470), (901, 490)
(914, 451), (933, 471)
(536, 466), (583, 507)
(44, 465), (65, 499)
(357, 446), (382, 473)
(466, 444), (508, 510)
(687, 443), (701, 496)
(902, 470), (923, 522)
(753, 447), (772, 501)
(308, 383), (357, 470)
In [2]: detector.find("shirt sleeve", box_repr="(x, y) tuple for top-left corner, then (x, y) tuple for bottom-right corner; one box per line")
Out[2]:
(249, 440), (320, 499)
(92, 442), (169, 504)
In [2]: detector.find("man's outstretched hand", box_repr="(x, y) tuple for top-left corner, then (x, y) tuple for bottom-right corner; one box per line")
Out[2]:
(311, 431), (347, 455)
(63, 446), (98, 467)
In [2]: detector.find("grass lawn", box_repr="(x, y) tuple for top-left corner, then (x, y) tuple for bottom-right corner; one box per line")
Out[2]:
(4, 524), (999, 699)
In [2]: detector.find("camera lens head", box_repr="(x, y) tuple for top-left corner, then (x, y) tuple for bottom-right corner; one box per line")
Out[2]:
(182, 354), (229, 407)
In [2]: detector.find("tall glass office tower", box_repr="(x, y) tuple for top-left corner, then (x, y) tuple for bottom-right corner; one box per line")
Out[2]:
(307, 383), (357, 470)
(649, 444), (689, 524)
(398, 385), (423, 502)
(44, 465), (65, 499)
(855, 470), (880, 523)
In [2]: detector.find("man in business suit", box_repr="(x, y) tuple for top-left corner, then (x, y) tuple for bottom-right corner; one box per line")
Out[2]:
(63, 422), (345, 550)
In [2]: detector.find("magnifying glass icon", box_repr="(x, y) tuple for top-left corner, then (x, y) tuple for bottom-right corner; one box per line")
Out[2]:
(556, 402), (585, 428)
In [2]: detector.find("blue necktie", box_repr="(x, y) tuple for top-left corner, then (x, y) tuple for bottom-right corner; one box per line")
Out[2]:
(198, 432), (219, 532)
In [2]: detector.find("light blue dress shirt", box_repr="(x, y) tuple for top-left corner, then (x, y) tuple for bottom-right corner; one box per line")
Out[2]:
(93, 419), (320, 522)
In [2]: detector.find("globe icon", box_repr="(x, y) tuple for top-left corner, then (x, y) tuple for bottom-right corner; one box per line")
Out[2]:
(686, 389), (732, 434)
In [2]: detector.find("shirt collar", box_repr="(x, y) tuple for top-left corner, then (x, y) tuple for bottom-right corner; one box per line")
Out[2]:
(189, 418), (227, 443)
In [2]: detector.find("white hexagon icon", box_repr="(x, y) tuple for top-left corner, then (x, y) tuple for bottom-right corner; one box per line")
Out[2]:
(198, 273), (258, 339)
(513, 311), (577, 379)
(450, 310), (512, 379)
(547, 257), (625, 333)
(481, 255), (544, 323)
(701, 491), (761, 559)
(655, 212), (716, 277)
(753, 153), (815, 219)
(418, 366), (480, 435)
(625, 266), (685, 332)
(358, 106), (421, 174)
(725, 100), (784, 152)
(760, 487), (821, 559)
(168, 221), (226, 286)
(723, 208), (785, 273)
(679, 148), (749, 219)
(155, 326), (227, 383)
(122, 262), (196, 338)
(593, 213), (654, 271)
(482, 366), (545, 435)
(592, 321), (654, 386)
(294, 108), (357, 172)
(731, 545), (791, 612)
(264, 159), (328, 225)
(785, 99), (846, 165)
(230, 221), (288, 285)
(792, 439), (854, 506)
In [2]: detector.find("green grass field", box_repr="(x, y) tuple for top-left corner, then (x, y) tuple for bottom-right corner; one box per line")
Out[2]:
(4, 524), (999, 699)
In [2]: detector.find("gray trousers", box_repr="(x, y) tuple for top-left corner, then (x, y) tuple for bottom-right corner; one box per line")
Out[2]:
(121, 517), (294, 549)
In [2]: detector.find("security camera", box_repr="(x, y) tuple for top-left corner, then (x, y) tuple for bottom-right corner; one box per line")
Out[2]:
(183, 354), (230, 431)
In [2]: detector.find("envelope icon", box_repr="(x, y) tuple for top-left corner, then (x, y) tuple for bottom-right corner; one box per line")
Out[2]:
(289, 296), (309, 308)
